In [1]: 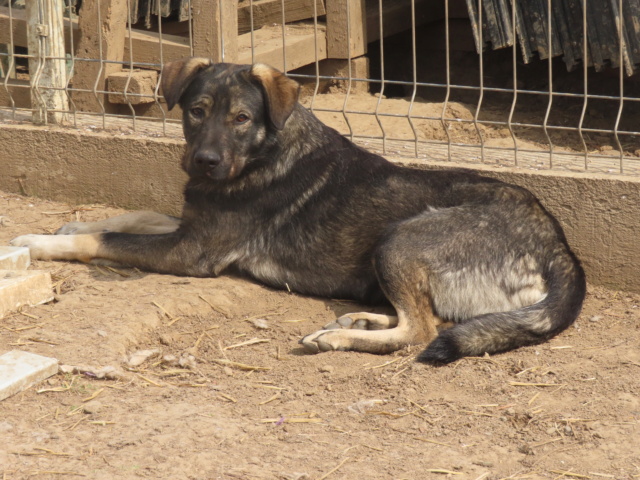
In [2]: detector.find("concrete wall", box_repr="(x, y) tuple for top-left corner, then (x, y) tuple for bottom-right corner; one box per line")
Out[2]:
(1, 123), (638, 292)
(0, 123), (186, 215)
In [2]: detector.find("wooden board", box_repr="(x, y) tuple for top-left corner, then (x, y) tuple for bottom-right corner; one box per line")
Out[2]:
(72, 0), (128, 113)
(326, 0), (366, 58)
(238, 0), (326, 35)
(237, 23), (327, 70)
(25, 0), (69, 123)
(0, 6), (80, 47)
(192, 0), (238, 62)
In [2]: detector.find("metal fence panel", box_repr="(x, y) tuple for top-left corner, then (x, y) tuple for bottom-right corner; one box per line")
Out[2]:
(1, 0), (639, 175)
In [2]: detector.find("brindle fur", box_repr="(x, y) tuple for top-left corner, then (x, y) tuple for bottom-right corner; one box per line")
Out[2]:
(11, 59), (586, 363)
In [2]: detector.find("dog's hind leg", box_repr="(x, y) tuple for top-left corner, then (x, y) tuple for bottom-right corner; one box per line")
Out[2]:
(300, 302), (438, 354)
(56, 211), (180, 235)
(300, 238), (441, 355)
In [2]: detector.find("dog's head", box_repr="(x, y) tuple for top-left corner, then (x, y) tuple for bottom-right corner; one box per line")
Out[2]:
(161, 58), (300, 182)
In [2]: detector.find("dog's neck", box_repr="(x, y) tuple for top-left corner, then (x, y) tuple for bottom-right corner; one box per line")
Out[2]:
(277, 104), (332, 160)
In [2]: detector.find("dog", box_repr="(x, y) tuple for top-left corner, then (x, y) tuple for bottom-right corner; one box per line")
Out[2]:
(10, 58), (586, 364)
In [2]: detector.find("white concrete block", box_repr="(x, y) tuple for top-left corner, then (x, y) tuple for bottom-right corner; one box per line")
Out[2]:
(0, 270), (54, 318)
(0, 246), (30, 270)
(0, 350), (58, 401)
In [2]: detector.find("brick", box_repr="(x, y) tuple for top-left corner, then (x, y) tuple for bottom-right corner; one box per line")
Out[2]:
(0, 350), (58, 401)
(107, 70), (158, 105)
(0, 270), (54, 318)
(0, 246), (30, 270)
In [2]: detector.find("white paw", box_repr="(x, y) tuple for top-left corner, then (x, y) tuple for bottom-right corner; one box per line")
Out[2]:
(300, 330), (349, 354)
(10, 234), (69, 260)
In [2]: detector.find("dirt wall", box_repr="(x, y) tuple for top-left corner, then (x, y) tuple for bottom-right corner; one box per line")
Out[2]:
(0, 123), (638, 292)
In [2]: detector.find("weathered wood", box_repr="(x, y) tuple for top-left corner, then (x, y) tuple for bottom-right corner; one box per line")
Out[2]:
(123, 29), (191, 65)
(237, 23), (327, 71)
(238, 0), (326, 35)
(0, 44), (15, 79)
(326, 0), (366, 59)
(0, 6), (79, 48)
(0, 78), (30, 109)
(316, 56), (370, 94)
(107, 70), (158, 104)
(72, 0), (128, 113)
(192, 0), (238, 62)
(25, 0), (69, 124)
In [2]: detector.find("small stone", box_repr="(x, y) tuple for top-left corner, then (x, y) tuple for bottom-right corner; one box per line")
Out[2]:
(178, 354), (197, 369)
(589, 315), (602, 322)
(127, 348), (161, 367)
(0, 421), (14, 433)
(159, 333), (181, 345)
(249, 318), (270, 330)
(82, 400), (103, 415)
(97, 330), (108, 337)
(223, 367), (233, 376)
(319, 365), (334, 374)
(161, 355), (178, 366)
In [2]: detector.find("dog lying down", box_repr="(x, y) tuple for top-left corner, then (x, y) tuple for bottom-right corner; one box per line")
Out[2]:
(10, 59), (586, 364)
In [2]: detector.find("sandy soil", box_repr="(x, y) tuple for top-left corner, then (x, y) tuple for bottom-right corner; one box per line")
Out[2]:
(1, 189), (639, 480)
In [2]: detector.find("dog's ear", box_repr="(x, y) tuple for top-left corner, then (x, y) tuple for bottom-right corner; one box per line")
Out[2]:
(250, 63), (300, 130)
(161, 57), (212, 110)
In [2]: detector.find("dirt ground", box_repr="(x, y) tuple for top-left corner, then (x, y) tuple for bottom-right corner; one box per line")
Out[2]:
(1, 189), (639, 480)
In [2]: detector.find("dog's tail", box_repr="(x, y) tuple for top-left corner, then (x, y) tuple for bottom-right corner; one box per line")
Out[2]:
(417, 249), (586, 365)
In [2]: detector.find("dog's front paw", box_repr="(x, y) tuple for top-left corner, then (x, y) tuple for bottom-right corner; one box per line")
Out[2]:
(299, 330), (350, 354)
(10, 234), (61, 260)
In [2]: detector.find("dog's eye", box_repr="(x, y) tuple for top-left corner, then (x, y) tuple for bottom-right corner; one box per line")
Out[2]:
(190, 107), (205, 119)
(235, 113), (250, 124)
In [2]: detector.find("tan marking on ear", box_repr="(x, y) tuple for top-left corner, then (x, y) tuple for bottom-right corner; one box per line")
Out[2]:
(250, 63), (300, 130)
(161, 57), (212, 110)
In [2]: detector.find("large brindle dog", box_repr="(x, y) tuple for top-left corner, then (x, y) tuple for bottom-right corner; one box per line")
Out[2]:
(11, 59), (586, 363)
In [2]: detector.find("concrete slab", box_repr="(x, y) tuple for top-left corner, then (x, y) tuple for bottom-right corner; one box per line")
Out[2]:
(0, 246), (30, 270)
(0, 350), (58, 401)
(0, 270), (54, 318)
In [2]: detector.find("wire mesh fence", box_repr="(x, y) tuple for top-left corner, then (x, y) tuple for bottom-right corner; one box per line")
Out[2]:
(1, 0), (640, 175)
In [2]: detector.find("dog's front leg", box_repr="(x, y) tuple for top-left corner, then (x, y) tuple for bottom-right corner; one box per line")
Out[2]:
(10, 231), (213, 276)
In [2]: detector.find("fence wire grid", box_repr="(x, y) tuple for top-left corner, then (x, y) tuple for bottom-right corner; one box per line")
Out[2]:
(1, 0), (640, 176)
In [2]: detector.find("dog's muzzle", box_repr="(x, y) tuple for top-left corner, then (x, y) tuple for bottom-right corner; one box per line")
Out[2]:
(194, 150), (222, 177)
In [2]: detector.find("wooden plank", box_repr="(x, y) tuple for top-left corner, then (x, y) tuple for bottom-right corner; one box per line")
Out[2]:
(0, 7), (187, 71)
(25, 0), (69, 124)
(192, 0), (238, 62)
(326, 0), (366, 59)
(107, 70), (158, 104)
(72, 0), (128, 113)
(0, 78), (31, 109)
(238, 0), (325, 35)
(0, 7), (325, 73)
(237, 23), (327, 70)
(123, 29), (191, 65)
(0, 6), (79, 47)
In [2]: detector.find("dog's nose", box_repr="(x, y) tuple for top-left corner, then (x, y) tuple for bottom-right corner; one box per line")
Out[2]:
(194, 150), (221, 171)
